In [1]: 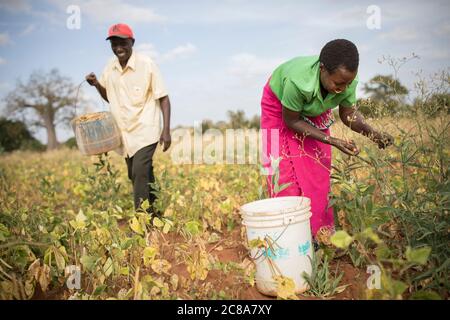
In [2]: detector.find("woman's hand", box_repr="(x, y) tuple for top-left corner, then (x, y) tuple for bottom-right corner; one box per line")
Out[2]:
(331, 137), (360, 156)
(371, 131), (394, 149)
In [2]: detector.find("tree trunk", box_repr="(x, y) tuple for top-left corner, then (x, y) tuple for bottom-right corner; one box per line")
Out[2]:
(43, 113), (59, 151)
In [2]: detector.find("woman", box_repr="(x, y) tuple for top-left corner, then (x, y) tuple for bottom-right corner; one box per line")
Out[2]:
(261, 39), (393, 243)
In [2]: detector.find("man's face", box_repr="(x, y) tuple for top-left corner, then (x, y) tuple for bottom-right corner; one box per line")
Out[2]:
(110, 37), (134, 62)
(320, 64), (357, 94)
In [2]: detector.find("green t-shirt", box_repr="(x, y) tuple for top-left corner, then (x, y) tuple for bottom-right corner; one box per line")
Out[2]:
(269, 55), (357, 117)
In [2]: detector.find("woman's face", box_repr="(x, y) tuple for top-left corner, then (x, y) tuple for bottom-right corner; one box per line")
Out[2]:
(320, 64), (357, 94)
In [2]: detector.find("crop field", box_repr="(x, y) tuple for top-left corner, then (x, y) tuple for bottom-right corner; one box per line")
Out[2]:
(0, 114), (448, 300)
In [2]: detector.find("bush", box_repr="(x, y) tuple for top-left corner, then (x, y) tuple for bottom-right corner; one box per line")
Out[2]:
(64, 137), (78, 149)
(0, 118), (45, 152)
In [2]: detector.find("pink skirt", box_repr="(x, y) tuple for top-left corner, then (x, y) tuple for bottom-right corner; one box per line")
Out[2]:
(260, 79), (335, 236)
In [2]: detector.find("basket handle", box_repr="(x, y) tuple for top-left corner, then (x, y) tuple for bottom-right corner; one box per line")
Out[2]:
(73, 79), (107, 118)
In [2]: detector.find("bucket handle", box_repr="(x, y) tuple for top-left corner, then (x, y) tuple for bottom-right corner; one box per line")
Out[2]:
(247, 220), (291, 262)
(283, 215), (297, 225)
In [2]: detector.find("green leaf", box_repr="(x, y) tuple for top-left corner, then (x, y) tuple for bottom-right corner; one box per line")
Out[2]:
(184, 220), (201, 236)
(152, 217), (164, 228)
(53, 246), (66, 272)
(362, 228), (382, 244)
(277, 182), (292, 193)
(162, 222), (172, 234)
(0, 223), (10, 242)
(406, 246), (431, 265)
(120, 238), (134, 250)
(330, 230), (353, 249)
(409, 290), (442, 300)
(248, 238), (265, 249)
(143, 247), (158, 266)
(70, 210), (87, 230)
(103, 257), (113, 278)
(140, 199), (150, 211)
(375, 244), (391, 260)
(80, 255), (98, 272)
(93, 284), (107, 296)
(119, 267), (129, 276)
(391, 280), (408, 298)
(129, 217), (144, 235)
(274, 275), (298, 300)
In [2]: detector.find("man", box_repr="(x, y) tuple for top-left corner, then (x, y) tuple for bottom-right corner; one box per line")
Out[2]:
(86, 23), (171, 217)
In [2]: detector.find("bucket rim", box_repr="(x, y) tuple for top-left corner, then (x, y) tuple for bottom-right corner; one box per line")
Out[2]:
(240, 196), (311, 217)
(241, 206), (311, 221)
(242, 211), (312, 228)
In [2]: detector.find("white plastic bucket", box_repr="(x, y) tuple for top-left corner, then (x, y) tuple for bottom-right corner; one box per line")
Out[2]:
(240, 196), (313, 296)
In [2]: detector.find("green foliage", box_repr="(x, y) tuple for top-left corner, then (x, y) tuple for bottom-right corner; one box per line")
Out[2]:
(0, 118), (45, 153)
(64, 137), (77, 149)
(202, 109), (260, 132)
(331, 86), (449, 298)
(302, 250), (346, 298)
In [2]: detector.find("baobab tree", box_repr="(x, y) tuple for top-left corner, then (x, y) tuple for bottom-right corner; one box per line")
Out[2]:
(5, 69), (84, 151)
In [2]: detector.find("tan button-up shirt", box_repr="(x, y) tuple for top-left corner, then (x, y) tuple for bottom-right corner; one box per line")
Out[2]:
(99, 51), (168, 158)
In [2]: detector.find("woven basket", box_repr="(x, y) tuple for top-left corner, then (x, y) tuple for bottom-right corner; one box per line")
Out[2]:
(71, 111), (122, 155)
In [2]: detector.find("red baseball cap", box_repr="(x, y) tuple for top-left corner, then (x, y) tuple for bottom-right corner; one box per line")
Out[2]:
(106, 23), (134, 40)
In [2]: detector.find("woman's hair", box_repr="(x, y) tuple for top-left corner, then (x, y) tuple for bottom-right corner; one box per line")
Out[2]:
(319, 39), (359, 74)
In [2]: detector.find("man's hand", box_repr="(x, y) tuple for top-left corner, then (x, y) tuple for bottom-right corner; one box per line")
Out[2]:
(371, 131), (394, 149)
(85, 72), (108, 102)
(159, 129), (171, 152)
(85, 72), (99, 87)
(331, 137), (360, 156)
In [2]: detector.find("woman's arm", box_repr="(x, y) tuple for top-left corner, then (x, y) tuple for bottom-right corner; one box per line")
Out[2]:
(282, 106), (359, 156)
(339, 105), (393, 149)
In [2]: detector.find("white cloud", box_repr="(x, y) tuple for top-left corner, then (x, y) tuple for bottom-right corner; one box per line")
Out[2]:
(433, 21), (450, 37)
(0, 33), (10, 46)
(135, 43), (160, 60)
(0, 57), (6, 65)
(20, 24), (36, 36)
(47, 0), (166, 24)
(379, 26), (420, 41)
(304, 6), (368, 29)
(228, 53), (284, 81)
(135, 42), (197, 63)
(419, 47), (450, 60)
(0, 0), (31, 13)
(161, 43), (197, 62)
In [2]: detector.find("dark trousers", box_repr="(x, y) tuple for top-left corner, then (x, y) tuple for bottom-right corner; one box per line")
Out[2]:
(125, 143), (158, 212)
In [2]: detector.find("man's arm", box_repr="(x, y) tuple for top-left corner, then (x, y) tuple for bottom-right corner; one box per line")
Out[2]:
(159, 95), (171, 152)
(85, 72), (108, 103)
(339, 105), (393, 149)
(95, 83), (108, 103)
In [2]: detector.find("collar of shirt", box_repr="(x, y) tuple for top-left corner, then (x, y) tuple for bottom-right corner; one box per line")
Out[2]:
(310, 59), (337, 104)
(112, 50), (136, 72)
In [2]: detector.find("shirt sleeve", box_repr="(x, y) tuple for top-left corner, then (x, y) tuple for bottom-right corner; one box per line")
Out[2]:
(340, 78), (358, 108)
(280, 79), (304, 112)
(150, 61), (168, 100)
(98, 64), (108, 88)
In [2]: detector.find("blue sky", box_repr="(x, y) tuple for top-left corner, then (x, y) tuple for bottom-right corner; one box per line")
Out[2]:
(0, 0), (449, 143)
